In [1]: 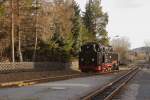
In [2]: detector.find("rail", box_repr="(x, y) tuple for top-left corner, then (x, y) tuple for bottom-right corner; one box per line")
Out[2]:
(81, 67), (139, 100)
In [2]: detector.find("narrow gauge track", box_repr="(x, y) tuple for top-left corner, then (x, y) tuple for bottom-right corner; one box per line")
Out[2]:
(0, 70), (121, 88)
(81, 67), (139, 100)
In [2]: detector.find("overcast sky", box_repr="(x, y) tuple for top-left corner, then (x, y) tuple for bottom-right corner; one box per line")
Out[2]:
(75, 0), (150, 49)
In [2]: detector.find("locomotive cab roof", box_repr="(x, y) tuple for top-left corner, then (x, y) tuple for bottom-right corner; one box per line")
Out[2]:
(81, 42), (102, 52)
(81, 42), (114, 53)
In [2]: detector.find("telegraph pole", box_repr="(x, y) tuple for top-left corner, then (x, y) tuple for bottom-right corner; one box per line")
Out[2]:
(11, 0), (15, 62)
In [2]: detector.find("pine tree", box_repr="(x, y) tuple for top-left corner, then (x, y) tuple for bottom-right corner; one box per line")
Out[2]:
(83, 0), (95, 36)
(83, 0), (109, 45)
(96, 12), (109, 46)
(71, 0), (81, 55)
(51, 20), (65, 47)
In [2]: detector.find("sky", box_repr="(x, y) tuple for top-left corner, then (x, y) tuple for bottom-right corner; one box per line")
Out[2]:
(75, 0), (150, 49)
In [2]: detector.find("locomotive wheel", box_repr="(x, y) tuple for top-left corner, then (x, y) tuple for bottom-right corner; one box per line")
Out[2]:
(108, 67), (112, 72)
(104, 67), (109, 72)
(81, 70), (88, 73)
(102, 68), (105, 73)
(114, 64), (119, 70)
(116, 65), (119, 70)
(105, 68), (108, 72)
(112, 64), (115, 71)
(112, 64), (117, 70)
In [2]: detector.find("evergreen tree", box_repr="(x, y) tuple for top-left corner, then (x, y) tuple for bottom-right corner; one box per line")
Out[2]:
(51, 21), (65, 47)
(97, 13), (109, 45)
(83, 0), (94, 35)
(0, 4), (5, 16)
(83, 0), (109, 45)
(71, 0), (81, 55)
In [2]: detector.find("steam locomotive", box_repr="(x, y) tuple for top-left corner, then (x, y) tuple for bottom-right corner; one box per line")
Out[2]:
(79, 42), (119, 72)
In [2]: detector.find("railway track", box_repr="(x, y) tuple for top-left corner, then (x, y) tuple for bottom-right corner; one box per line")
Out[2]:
(0, 70), (121, 88)
(81, 67), (139, 100)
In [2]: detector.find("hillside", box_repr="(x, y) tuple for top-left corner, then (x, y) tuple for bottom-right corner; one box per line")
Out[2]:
(132, 47), (150, 53)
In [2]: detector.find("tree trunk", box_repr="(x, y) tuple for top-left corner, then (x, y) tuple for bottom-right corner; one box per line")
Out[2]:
(11, 0), (15, 62)
(33, 32), (38, 61)
(17, 0), (23, 62)
(33, 0), (38, 61)
(18, 30), (23, 62)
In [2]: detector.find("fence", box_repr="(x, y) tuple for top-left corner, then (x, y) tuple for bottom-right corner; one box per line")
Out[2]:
(0, 62), (73, 73)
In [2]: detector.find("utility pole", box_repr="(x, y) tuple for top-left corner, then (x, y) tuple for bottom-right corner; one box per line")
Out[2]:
(11, 0), (15, 62)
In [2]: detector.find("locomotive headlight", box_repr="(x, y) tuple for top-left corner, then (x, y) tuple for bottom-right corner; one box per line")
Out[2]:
(92, 58), (95, 62)
(110, 56), (112, 58)
(81, 58), (84, 61)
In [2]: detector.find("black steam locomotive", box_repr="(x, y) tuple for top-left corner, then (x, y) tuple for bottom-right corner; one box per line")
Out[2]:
(79, 42), (119, 72)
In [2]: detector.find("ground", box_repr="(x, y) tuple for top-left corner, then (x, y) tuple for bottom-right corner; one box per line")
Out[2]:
(0, 72), (123, 100)
(116, 65), (150, 100)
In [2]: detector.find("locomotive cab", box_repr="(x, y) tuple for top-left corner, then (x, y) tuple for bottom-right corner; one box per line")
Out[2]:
(79, 42), (103, 72)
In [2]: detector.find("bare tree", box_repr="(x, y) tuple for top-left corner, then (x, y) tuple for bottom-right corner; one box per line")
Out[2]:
(11, 0), (15, 62)
(111, 37), (131, 63)
(0, 0), (75, 62)
(33, 0), (40, 61)
(16, 0), (23, 62)
(144, 40), (150, 62)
